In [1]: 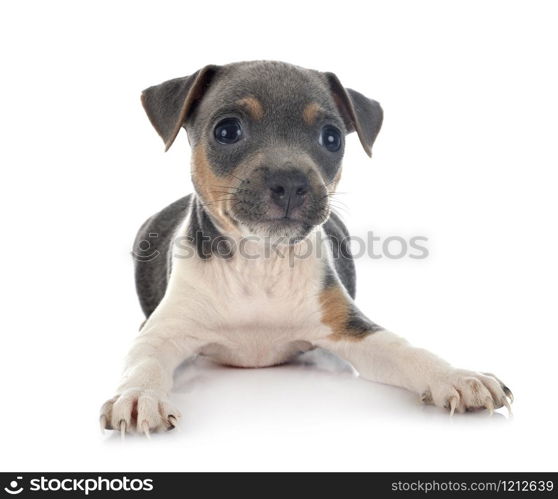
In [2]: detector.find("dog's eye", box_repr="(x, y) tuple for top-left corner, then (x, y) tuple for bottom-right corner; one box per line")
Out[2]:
(214, 118), (243, 144)
(319, 125), (342, 152)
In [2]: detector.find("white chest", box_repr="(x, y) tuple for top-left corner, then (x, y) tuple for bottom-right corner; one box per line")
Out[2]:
(166, 236), (330, 366)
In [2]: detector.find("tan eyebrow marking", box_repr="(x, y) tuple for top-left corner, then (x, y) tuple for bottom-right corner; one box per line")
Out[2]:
(303, 102), (323, 125)
(237, 96), (264, 120)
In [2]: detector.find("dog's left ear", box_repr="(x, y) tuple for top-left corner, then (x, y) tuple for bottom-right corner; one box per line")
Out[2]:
(324, 72), (383, 157)
(141, 65), (220, 151)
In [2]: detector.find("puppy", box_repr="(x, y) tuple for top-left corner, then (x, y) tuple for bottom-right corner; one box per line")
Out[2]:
(100, 61), (512, 436)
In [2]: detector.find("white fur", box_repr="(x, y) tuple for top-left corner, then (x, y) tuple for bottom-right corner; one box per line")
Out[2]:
(101, 209), (511, 433)
(153, 223), (330, 368)
(315, 330), (510, 413)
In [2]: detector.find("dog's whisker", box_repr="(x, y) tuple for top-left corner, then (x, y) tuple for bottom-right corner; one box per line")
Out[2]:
(211, 192), (239, 197)
(228, 173), (247, 183)
(329, 203), (350, 216)
(210, 185), (240, 191)
(197, 195), (238, 207)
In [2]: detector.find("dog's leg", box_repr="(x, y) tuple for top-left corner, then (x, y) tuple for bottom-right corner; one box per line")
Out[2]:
(100, 312), (206, 436)
(314, 284), (512, 414)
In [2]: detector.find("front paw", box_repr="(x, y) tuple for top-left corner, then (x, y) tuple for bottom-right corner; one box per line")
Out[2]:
(421, 370), (513, 415)
(100, 388), (181, 437)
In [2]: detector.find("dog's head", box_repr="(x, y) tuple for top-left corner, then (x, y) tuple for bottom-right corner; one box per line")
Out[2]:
(141, 61), (382, 241)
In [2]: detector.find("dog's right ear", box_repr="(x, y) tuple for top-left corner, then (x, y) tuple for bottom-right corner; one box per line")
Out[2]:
(324, 72), (383, 158)
(141, 65), (220, 151)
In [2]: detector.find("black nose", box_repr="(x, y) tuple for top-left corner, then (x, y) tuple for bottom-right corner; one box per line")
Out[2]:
(266, 169), (310, 215)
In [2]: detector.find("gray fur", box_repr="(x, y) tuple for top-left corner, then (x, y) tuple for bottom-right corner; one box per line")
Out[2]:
(133, 195), (191, 317)
(322, 212), (356, 298)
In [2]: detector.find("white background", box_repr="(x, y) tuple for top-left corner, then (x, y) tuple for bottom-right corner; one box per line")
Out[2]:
(0, 0), (556, 472)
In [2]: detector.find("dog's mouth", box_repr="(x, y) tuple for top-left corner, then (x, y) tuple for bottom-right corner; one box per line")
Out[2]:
(229, 197), (329, 238)
(203, 165), (331, 240)
(240, 217), (316, 240)
(262, 216), (306, 225)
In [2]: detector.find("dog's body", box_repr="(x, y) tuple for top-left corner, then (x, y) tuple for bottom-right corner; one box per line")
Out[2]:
(134, 195), (360, 369)
(100, 61), (512, 436)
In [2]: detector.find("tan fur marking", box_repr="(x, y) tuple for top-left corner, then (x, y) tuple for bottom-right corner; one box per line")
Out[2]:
(237, 97), (264, 120)
(320, 285), (350, 341)
(320, 284), (371, 341)
(192, 145), (238, 233)
(303, 102), (323, 125)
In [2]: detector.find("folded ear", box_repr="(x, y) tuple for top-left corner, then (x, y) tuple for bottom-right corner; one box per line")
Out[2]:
(141, 65), (220, 151)
(324, 72), (383, 157)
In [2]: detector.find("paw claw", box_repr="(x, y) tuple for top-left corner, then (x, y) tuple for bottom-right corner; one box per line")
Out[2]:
(431, 370), (512, 416)
(101, 391), (181, 438)
(449, 396), (458, 417)
(503, 386), (514, 403)
(100, 415), (107, 434)
(167, 415), (179, 431)
(141, 421), (151, 439)
(503, 397), (513, 416)
(119, 420), (127, 441)
(482, 372), (513, 404)
(485, 398), (494, 416)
